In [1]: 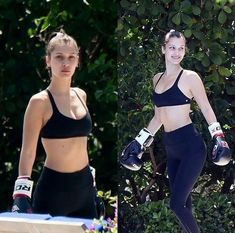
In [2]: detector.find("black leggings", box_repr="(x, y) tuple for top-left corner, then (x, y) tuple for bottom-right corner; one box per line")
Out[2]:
(32, 165), (98, 219)
(164, 124), (206, 233)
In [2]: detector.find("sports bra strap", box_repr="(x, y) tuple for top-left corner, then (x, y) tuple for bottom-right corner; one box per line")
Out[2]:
(71, 89), (88, 112)
(46, 89), (57, 112)
(154, 70), (184, 89)
(175, 69), (184, 84)
(154, 72), (164, 89)
(46, 89), (88, 113)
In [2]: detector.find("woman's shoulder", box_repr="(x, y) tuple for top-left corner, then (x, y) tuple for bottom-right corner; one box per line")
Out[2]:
(182, 70), (204, 88)
(183, 69), (201, 79)
(72, 87), (87, 102)
(28, 90), (49, 108)
(152, 72), (164, 86)
(182, 69), (202, 83)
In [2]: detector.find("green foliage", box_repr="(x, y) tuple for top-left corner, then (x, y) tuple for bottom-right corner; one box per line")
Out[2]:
(118, 0), (235, 230)
(119, 191), (235, 233)
(0, 0), (117, 211)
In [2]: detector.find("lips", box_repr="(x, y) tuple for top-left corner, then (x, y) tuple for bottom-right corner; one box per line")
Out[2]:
(61, 70), (70, 73)
(172, 56), (181, 59)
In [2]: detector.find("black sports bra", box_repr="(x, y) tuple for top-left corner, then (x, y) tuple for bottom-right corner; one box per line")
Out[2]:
(40, 89), (92, 139)
(152, 70), (191, 107)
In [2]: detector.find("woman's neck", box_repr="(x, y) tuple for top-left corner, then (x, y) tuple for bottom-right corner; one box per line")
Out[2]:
(48, 77), (72, 95)
(165, 64), (182, 77)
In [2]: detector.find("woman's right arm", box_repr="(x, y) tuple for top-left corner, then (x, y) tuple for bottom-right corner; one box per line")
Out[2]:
(18, 95), (44, 177)
(12, 94), (45, 213)
(147, 106), (162, 135)
(146, 73), (162, 135)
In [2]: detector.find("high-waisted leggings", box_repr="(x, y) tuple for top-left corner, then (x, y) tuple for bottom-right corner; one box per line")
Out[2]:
(32, 165), (98, 219)
(164, 124), (207, 233)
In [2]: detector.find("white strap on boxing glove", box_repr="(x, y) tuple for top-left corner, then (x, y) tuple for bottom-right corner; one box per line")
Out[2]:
(208, 122), (224, 138)
(13, 177), (34, 199)
(135, 128), (154, 149)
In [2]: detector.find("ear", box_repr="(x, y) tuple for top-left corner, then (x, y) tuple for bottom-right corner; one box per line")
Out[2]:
(45, 55), (51, 68)
(161, 46), (165, 54)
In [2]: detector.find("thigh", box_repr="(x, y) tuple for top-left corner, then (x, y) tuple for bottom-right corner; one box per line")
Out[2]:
(171, 144), (206, 203)
(68, 185), (98, 219)
(167, 158), (180, 190)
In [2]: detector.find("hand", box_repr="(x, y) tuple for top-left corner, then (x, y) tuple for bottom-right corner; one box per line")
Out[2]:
(12, 177), (34, 213)
(120, 128), (154, 171)
(208, 122), (231, 166)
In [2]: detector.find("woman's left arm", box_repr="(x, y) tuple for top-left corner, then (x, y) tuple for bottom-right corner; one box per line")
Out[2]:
(189, 72), (217, 125)
(190, 72), (231, 166)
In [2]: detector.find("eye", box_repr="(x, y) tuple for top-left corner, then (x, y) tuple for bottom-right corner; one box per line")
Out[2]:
(169, 46), (176, 50)
(69, 56), (76, 60)
(179, 47), (185, 51)
(55, 55), (63, 60)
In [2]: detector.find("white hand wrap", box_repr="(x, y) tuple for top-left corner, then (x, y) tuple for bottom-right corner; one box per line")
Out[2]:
(208, 122), (223, 138)
(13, 178), (34, 199)
(135, 128), (154, 149)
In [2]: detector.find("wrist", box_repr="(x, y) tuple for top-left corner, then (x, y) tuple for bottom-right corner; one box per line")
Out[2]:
(135, 128), (154, 148)
(208, 122), (224, 138)
(13, 177), (34, 199)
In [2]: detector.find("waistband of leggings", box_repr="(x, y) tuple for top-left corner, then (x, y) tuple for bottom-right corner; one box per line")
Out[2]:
(38, 165), (92, 188)
(163, 123), (200, 144)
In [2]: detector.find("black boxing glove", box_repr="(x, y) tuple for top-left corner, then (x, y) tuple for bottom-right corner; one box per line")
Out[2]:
(12, 176), (34, 213)
(120, 128), (154, 171)
(208, 122), (231, 166)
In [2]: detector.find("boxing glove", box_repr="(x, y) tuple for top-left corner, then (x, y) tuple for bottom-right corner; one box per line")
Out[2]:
(120, 128), (154, 171)
(208, 122), (231, 166)
(12, 176), (34, 213)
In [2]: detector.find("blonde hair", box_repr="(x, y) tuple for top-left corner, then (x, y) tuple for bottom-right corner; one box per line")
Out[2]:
(46, 29), (80, 56)
(163, 29), (186, 47)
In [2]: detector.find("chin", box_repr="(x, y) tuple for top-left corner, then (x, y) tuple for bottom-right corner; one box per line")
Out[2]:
(172, 58), (183, 64)
(61, 73), (73, 78)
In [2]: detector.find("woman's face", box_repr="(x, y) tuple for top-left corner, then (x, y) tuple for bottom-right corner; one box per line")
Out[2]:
(46, 44), (78, 79)
(162, 37), (186, 65)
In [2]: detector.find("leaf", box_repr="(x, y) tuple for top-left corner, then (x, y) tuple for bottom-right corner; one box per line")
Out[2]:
(120, 0), (130, 8)
(192, 5), (201, 15)
(150, 6), (160, 16)
(210, 54), (223, 65)
(193, 30), (204, 40)
(218, 66), (232, 77)
(181, 0), (191, 9)
(223, 6), (232, 14)
(202, 55), (210, 67)
(137, 5), (145, 16)
(218, 10), (227, 24)
(172, 13), (181, 25)
(184, 29), (192, 38)
(181, 14), (193, 26)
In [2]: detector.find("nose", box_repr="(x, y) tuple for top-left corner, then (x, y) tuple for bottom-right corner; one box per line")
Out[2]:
(62, 60), (69, 67)
(173, 49), (181, 56)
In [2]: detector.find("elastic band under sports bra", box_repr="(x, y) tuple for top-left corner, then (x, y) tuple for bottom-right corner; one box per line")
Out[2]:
(152, 70), (191, 107)
(40, 89), (92, 139)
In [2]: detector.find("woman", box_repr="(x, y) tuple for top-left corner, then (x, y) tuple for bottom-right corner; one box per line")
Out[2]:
(120, 30), (230, 232)
(12, 30), (98, 219)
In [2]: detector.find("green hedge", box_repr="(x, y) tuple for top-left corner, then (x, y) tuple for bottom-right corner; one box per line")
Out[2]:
(119, 192), (235, 233)
(118, 0), (235, 230)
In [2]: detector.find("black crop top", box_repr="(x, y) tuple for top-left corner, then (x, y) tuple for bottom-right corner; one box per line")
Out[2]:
(40, 89), (92, 139)
(152, 70), (191, 107)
